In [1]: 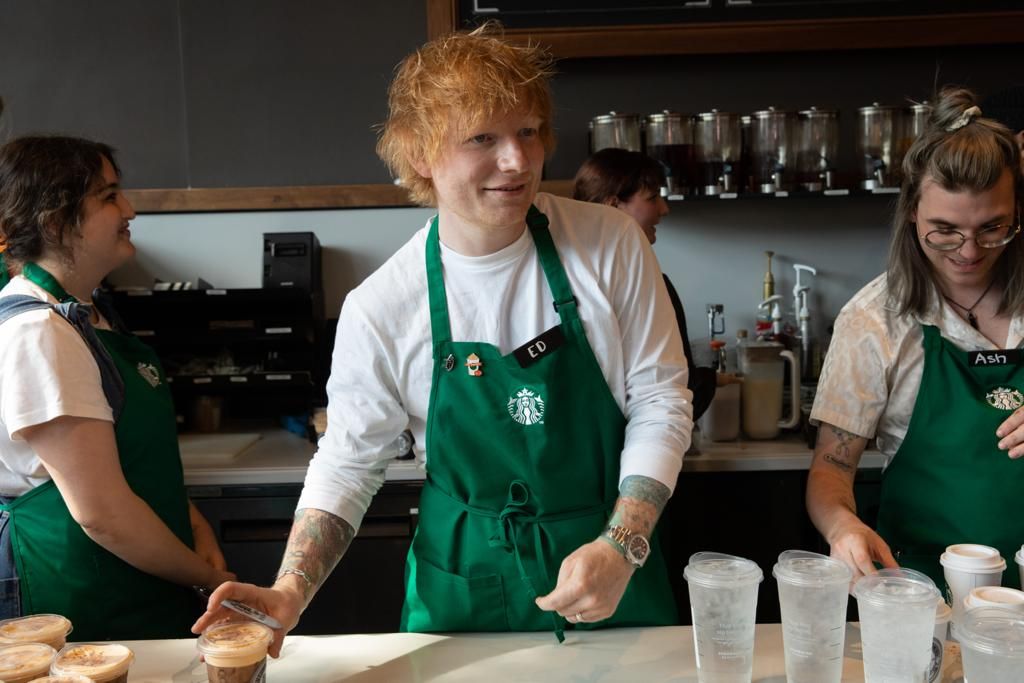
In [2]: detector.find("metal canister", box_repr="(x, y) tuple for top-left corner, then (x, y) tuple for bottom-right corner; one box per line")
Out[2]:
(857, 103), (906, 189)
(590, 112), (643, 154)
(645, 111), (696, 196)
(796, 107), (840, 191)
(750, 107), (797, 193)
(694, 110), (741, 195)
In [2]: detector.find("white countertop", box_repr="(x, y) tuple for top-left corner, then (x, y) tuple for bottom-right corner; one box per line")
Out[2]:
(181, 431), (883, 487)
(115, 623), (962, 682)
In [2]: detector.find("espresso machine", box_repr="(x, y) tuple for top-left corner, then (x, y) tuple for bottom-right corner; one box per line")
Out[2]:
(645, 111), (696, 196)
(796, 107), (840, 191)
(856, 103), (905, 190)
(589, 112), (643, 153)
(751, 107), (797, 193)
(694, 110), (741, 195)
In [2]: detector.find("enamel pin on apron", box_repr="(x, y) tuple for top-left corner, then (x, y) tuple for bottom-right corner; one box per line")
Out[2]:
(444, 354), (455, 372)
(465, 353), (483, 377)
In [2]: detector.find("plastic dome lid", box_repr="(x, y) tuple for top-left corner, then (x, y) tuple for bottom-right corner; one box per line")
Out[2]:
(684, 552), (763, 588)
(772, 550), (851, 587)
(852, 567), (940, 608)
(953, 607), (1024, 657)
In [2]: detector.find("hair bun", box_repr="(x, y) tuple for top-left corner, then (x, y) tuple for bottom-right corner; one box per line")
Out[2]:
(930, 86), (983, 132)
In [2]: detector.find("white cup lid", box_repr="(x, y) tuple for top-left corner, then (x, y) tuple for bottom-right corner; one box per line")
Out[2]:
(935, 598), (952, 624)
(940, 544), (1006, 572)
(964, 586), (1024, 611)
(1017, 545), (1024, 563)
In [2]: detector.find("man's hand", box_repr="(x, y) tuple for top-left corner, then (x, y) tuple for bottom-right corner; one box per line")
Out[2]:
(191, 580), (304, 658)
(996, 407), (1024, 458)
(534, 539), (634, 623)
(828, 517), (898, 582)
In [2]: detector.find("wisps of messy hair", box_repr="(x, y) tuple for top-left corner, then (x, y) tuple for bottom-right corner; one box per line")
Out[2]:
(887, 86), (1024, 317)
(376, 21), (556, 207)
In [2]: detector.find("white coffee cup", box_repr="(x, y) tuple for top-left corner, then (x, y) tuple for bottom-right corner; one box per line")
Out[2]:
(1016, 544), (1023, 589)
(929, 600), (951, 683)
(939, 544), (1005, 625)
(963, 586), (1024, 614)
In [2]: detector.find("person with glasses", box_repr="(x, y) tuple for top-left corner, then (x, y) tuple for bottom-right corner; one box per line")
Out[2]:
(806, 86), (1024, 589)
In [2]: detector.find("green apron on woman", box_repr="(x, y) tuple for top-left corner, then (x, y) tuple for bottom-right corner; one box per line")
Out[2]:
(400, 207), (678, 641)
(0, 264), (196, 640)
(877, 324), (1024, 590)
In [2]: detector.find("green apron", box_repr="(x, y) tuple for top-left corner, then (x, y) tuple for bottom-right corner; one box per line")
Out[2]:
(876, 324), (1024, 591)
(400, 207), (678, 641)
(1, 265), (196, 640)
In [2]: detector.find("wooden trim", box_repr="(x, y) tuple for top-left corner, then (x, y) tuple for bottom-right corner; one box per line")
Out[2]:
(125, 180), (576, 213)
(424, 4), (1024, 58)
(425, 0), (457, 40)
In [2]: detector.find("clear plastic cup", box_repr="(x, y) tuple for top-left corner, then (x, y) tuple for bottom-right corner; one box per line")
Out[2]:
(929, 600), (951, 683)
(50, 643), (133, 683)
(684, 551), (763, 683)
(0, 615), (72, 651)
(197, 621), (273, 683)
(939, 543), (1005, 626)
(772, 550), (851, 683)
(853, 567), (941, 683)
(0, 642), (56, 683)
(953, 606), (1024, 683)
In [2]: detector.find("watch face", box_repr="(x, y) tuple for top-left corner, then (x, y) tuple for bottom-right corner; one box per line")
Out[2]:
(626, 535), (650, 565)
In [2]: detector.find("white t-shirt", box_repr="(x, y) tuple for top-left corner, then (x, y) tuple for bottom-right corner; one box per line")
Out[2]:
(811, 273), (1024, 467)
(0, 276), (113, 495)
(298, 193), (694, 530)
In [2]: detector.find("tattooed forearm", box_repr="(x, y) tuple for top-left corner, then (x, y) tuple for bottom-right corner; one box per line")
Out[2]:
(815, 424), (862, 473)
(278, 508), (355, 605)
(607, 475), (671, 537)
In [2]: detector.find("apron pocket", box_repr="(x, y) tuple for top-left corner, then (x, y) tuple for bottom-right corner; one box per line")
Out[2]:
(411, 558), (508, 632)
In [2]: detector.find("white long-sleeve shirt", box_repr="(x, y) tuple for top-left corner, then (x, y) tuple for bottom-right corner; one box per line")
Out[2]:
(298, 193), (693, 530)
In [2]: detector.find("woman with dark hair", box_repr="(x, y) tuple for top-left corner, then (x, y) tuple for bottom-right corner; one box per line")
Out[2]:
(0, 136), (233, 640)
(807, 87), (1024, 588)
(574, 147), (727, 422)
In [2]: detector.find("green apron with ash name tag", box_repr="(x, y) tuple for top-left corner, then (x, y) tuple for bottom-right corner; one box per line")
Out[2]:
(1, 264), (196, 640)
(876, 324), (1024, 591)
(400, 207), (678, 641)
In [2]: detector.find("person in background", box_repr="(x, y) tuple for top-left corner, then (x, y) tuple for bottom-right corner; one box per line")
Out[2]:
(0, 136), (233, 639)
(195, 23), (691, 655)
(806, 87), (1024, 589)
(573, 147), (734, 422)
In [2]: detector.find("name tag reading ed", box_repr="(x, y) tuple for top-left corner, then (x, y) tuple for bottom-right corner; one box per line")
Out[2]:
(968, 349), (1021, 367)
(513, 326), (566, 369)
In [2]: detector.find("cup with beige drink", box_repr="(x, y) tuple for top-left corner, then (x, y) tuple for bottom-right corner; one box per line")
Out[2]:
(0, 615), (72, 651)
(50, 643), (133, 683)
(28, 675), (95, 683)
(197, 621), (273, 683)
(0, 642), (56, 683)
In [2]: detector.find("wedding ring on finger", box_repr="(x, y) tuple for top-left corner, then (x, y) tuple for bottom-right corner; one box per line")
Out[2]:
(575, 612), (584, 624)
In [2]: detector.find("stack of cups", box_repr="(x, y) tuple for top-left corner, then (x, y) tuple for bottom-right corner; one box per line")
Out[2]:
(50, 643), (134, 683)
(964, 586), (1024, 614)
(772, 550), (851, 683)
(939, 543), (1005, 627)
(684, 552), (763, 683)
(953, 606), (1024, 682)
(197, 621), (274, 683)
(853, 567), (941, 682)
(0, 642), (56, 683)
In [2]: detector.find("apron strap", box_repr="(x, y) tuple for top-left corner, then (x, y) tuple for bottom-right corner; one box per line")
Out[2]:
(425, 216), (453, 354)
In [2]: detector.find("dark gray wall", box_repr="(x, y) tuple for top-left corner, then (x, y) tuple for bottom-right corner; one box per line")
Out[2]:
(0, 1), (1018, 188)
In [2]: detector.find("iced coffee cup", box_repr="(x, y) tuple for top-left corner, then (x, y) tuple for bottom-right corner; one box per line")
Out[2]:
(50, 643), (133, 683)
(197, 621), (273, 683)
(29, 676), (95, 683)
(0, 642), (56, 683)
(0, 615), (72, 651)
(953, 606), (1024, 683)
(940, 543), (1005, 626)
(930, 600), (951, 683)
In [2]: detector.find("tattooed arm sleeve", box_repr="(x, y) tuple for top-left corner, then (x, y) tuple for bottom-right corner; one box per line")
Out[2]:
(606, 474), (671, 539)
(806, 422), (870, 541)
(277, 508), (356, 608)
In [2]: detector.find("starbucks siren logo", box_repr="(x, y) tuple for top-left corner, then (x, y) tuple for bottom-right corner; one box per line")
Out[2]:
(507, 387), (545, 426)
(137, 362), (162, 388)
(985, 386), (1024, 411)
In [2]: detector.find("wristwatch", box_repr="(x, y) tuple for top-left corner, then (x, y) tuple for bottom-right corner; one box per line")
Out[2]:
(602, 524), (650, 568)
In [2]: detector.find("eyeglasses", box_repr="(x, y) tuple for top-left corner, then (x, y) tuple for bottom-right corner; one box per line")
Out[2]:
(924, 217), (1021, 251)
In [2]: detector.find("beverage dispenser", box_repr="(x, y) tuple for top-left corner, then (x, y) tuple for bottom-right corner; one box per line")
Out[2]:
(590, 112), (643, 154)
(856, 103), (906, 190)
(645, 111), (696, 196)
(751, 107), (797, 193)
(695, 110), (741, 196)
(796, 107), (839, 191)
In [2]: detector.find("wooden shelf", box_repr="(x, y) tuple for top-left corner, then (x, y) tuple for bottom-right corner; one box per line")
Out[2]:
(124, 180), (575, 214)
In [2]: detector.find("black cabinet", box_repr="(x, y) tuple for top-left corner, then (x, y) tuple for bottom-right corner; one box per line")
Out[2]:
(190, 480), (422, 634)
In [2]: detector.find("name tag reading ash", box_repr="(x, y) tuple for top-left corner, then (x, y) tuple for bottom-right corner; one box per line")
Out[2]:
(968, 349), (1021, 367)
(513, 326), (565, 368)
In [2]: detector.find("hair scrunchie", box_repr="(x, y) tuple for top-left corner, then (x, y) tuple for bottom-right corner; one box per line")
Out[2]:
(946, 105), (982, 132)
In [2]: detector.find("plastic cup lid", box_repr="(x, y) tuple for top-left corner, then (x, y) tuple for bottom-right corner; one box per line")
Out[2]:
(684, 551), (763, 588)
(0, 614), (72, 644)
(197, 621), (274, 659)
(772, 550), (851, 587)
(853, 567), (940, 608)
(51, 643), (133, 678)
(29, 676), (95, 683)
(952, 606), (1024, 657)
(0, 641), (56, 676)
(940, 544), (1006, 572)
